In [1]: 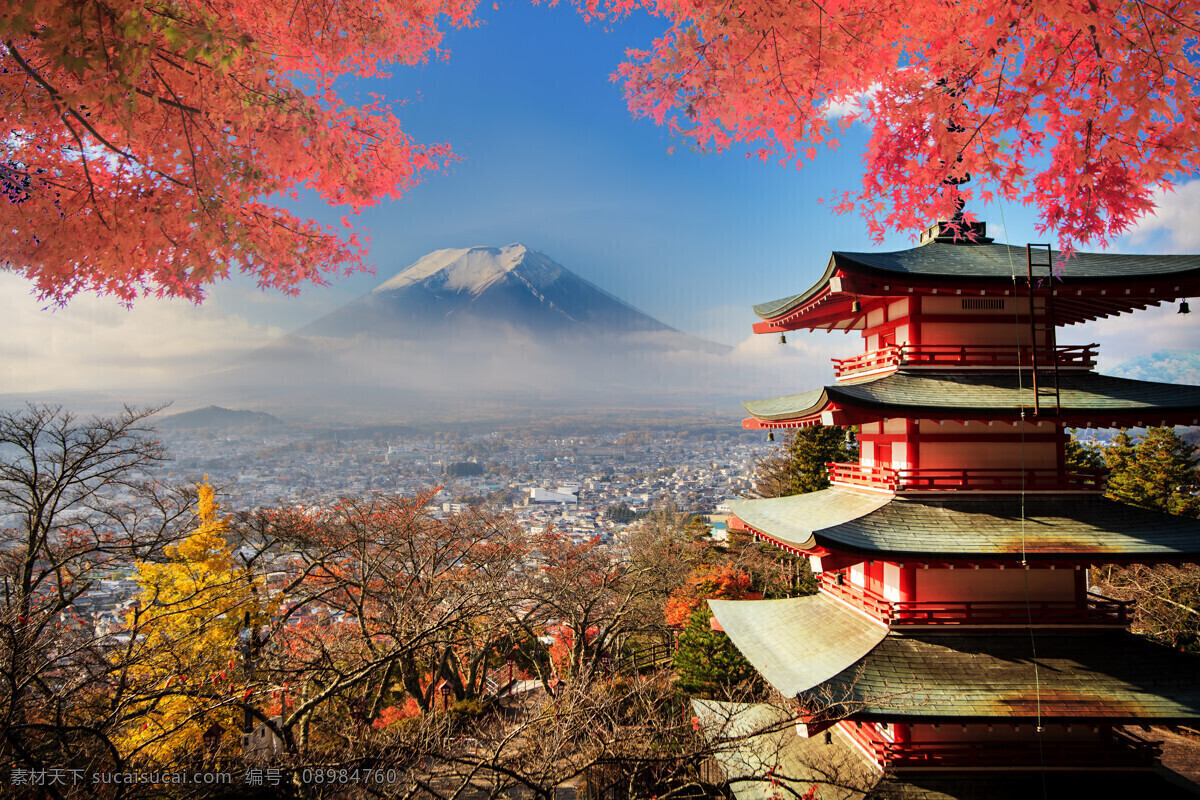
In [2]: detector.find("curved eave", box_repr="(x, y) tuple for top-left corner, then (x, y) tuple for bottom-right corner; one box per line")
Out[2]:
(691, 700), (878, 800)
(822, 631), (1200, 722)
(743, 371), (1200, 429)
(753, 244), (1200, 330)
(727, 491), (1200, 562)
(708, 594), (887, 699)
(741, 386), (833, 427)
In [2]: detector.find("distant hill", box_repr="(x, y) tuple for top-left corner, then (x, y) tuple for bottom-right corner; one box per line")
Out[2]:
(1109, 350), (1200, 385)
(160, 405), (285, 431)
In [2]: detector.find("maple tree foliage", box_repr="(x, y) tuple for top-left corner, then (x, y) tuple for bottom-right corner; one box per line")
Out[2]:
(664, 563), (760, 628)
(1, 0), (472, 304)
(247, 491), (527, 751)
(599, 0), (1200, 249)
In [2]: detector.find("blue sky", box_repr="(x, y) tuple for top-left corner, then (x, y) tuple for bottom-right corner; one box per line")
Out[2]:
(3, 3), (1198, 401)
(229, 1), (928, 341)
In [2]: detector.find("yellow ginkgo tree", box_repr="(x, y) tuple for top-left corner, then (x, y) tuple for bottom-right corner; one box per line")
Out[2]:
(118, 481), (272, 764)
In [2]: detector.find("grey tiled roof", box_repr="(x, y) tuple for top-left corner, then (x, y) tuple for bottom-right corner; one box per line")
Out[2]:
(691, 700), (878, 800)
(692, 701), (1200, 799)
(709, 594), (888, 698)
(753, 242), (1200, 319)
(727, 490), (1200, 559)
(743, 371), (1200, 422)
(837, 244), (1200, 280)
(821, 631), (1200, 721)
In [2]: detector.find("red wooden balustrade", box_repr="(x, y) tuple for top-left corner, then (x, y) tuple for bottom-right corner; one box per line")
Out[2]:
(826, 463), (1108, 493)
(818, 573), (1130, 627)
(832, 343), (1098, 378)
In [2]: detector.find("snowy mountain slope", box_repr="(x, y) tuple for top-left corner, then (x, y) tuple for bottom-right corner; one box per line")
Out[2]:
(298, 244), (702, 343)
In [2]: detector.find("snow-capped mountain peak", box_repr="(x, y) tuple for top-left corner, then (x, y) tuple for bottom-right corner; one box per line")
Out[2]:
(301, 243), (710, 345)
(372, 244), (538, 296)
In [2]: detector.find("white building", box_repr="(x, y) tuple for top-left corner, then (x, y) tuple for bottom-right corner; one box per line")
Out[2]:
(528, 485), (580, 504)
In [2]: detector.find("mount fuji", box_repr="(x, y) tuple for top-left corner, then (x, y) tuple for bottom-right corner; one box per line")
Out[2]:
(210, 245), (735, 420)
(298, 244), (715, 344)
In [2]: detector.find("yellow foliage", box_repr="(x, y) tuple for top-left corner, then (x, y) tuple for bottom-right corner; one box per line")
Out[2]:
(118, 481), (273, 764)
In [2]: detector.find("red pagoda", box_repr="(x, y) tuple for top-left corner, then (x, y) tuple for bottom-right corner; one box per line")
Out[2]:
(706, 220), (1200, 797)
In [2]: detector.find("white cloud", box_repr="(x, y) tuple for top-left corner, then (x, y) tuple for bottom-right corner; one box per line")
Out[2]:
(0, 274), (285, 396)
(822, 83), (881, 121)
(1072, 303), (1200, 372)
(721, 331), (842, 398)
(1122, 179), (1200, 253)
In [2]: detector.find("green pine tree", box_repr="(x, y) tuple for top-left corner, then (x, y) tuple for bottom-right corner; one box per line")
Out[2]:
(1094, 427), (1200, 651)
(752, 426), (859, 498)
(1064, 431), (1105, 472)
(1104, 427), (1200, 517)
(673, 607), (757, 698)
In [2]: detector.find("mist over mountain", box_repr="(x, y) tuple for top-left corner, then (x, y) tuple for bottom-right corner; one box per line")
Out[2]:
(1109, 349), (1200, 386)
(200, 245), (759, 421)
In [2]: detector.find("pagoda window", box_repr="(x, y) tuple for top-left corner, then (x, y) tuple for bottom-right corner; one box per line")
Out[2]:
(849, 562), (865, 588)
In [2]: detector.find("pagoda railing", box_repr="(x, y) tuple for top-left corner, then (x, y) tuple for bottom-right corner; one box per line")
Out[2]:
(818, 573), (1130, 627)
(874, 731), (1161, 769)
(817, 572), (894, 621)
(826, 463), (1107, 493)
(832, 343), (1098, 378)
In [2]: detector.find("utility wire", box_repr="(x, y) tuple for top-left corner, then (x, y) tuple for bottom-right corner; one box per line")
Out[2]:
(999, 201), (1048, 800)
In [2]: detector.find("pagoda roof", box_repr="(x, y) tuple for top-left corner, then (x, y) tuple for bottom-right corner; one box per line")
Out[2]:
(712, 602), (1200, 720)
(691, 700), (878, 800)
(692, 701), (1200, 799)
(753, 242), (1200, 329)
(819, 631), (1200, 722)
(742, 371), (1200, 428)
(726, 490), (1200, 562)
(707, 594), (888, 698)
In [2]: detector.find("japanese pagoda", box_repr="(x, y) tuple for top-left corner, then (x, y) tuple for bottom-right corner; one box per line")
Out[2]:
(709, 219), (1200, 797)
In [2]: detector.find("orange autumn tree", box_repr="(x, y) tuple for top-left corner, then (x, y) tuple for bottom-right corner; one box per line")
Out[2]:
(119, 482), (270, 764)
(2, 0), (474, 304)
(664, 563), (760, 629)
(667, 564), (760, 697)
(598, 0), (1200, 250)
